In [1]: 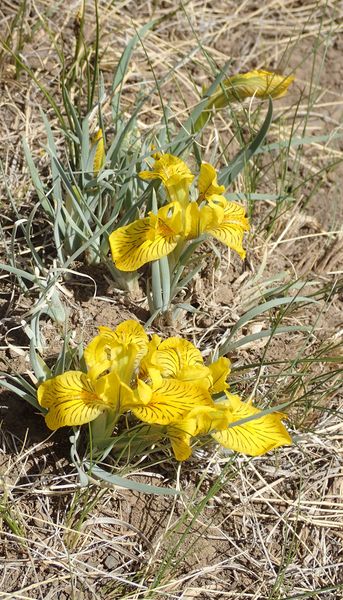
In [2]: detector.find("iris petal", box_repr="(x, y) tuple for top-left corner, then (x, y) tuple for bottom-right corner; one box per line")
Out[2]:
(109, 203), (183, 271)
(198, 163), (225, 199)
(85, 320), (149, 371)
(156, 337), (204, 377)
(208, 357), (231, 393)
(205, 198), (250, 259)
(167, 405), (230, 461)
(37, 371), (107, 430)
(139, 154), (194, 205)
(210, 70), (294, 109)
(132, 379), (213, 425)
(92, 129), (105, 173)
(139, 154), (194, 188)
(212, 394), (292, 456)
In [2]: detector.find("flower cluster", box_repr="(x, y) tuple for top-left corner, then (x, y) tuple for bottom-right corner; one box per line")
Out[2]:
(109, 155), (250, 272)
(38, 320), (291, 461)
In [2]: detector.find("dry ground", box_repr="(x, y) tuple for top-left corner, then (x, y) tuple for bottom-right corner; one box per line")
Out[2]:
(0, 1), (342, 599)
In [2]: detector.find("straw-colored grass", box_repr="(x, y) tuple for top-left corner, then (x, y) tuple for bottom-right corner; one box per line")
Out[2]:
(0, 1), (342, 598)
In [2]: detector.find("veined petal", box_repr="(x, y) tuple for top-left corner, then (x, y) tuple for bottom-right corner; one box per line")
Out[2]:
(167, 404), (230, 461)
(167, 420), (195, 461)
(110, 320), (148, 351)
(109, 218), (174, 271)
(37, 371), (109, 430)
(212, 393), (292, 456)
(206, 197), (250, 259)
(139, 154), (194, 205)
(132, 379), (213, 425)
(198, 163), (225, 200)
(109, 203), (183, 271)
(92, 128), (105, 173)
(139, 334), (162, 380)
(226, 70), (295, 100)
(186, 404), (231, 436)
(185, 202), (220, 239)
(177, 365), (212, 386)
(155, 337), (204, 377)
(148, 201), (184, 238)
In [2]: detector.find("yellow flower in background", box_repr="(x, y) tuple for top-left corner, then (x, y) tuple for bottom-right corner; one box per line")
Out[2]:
(208, 69), (295, 110)
(91, 128), (105, 173)
(109, 156), (249, 271)
(139, 153), (194, 206)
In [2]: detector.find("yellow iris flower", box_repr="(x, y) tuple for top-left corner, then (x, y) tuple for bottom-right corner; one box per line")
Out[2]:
(84, 319), (149, 372)
(110, 201), (184, 271)
(37, 322), (292, 461)
(109, 156), (249, 271)
(139, 153), (194, 206)
(207, 69), (295, 111)
(139, 336), (231, 393)
(38, 320), (149, 430)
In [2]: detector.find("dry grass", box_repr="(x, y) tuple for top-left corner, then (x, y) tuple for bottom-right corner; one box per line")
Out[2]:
(0, 1), (343, 599)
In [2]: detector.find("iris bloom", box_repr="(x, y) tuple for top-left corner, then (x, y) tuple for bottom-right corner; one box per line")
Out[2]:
(207, 69), (295, 110)
(38, 320), (149, 430)
(132, 337), (231, 425)
(109, 155), (249, 271)
(37, 321), (291, 462)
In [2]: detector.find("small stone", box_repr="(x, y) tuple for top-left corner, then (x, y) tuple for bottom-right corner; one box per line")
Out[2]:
(104, 554), (118, 570)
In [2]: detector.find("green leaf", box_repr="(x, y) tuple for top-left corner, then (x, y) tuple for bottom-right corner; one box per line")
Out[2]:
(70, 429), (89, 487)
(0, 375), (43, 412)
(22, 138), (54, 218)
(29, 341), (51, 382)
(170, 62), (231, 155)
(151, 259), (163, 312)
(219, 295), (317, 356)
(84, 463), (178, 496)
(255, 131), (343, 155)
(218, 97), (273, 186)
(111, 20), (156, 118)
(225, 325), (311, 352)
(159, 255), (171, 311)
